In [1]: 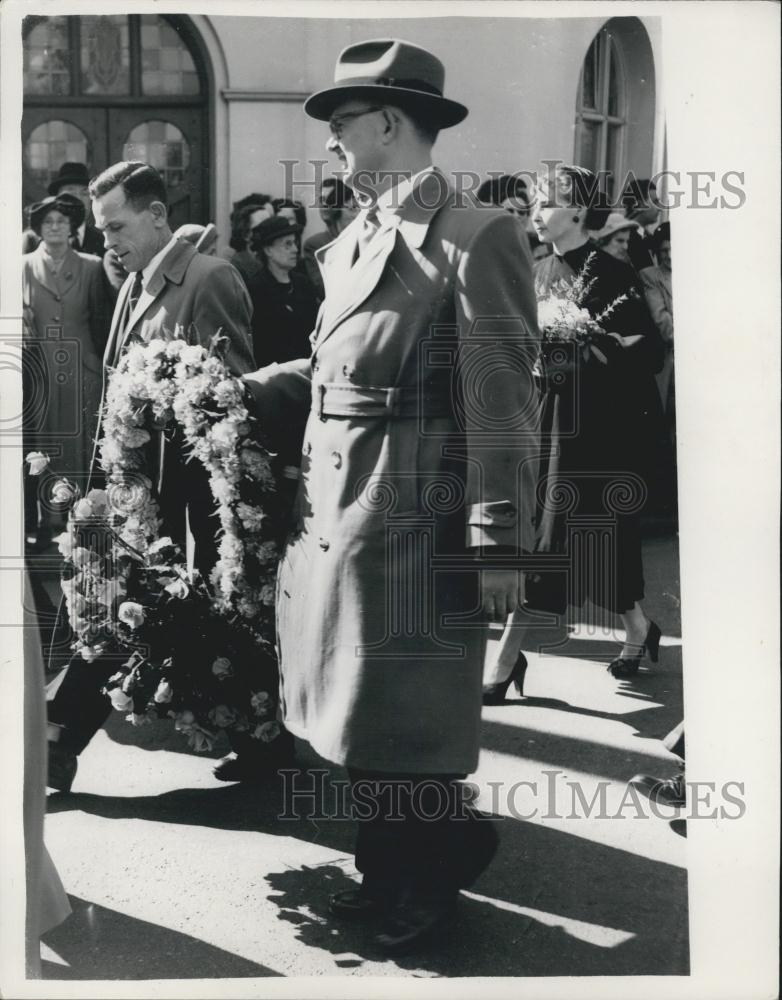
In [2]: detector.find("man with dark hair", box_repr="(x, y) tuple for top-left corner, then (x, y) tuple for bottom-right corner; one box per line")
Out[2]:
(243, 38), (539, 953)
(621, 176), (662, 271)
(301, 178), (358, 298)
(476, 173), (530, 218)
(45, 160), (257, 793)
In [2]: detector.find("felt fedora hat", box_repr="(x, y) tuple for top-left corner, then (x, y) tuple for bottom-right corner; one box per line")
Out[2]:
(48, 161), (91, 195)
(304, 38), (468, 129)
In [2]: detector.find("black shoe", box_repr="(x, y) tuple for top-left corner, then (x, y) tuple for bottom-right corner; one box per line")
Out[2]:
(329, 881), (396, 920)
(213, 729), (295, 782)
(483, 652), (528, 705)
(47, 742), (77, 793)
(608, 620), (661, 677)
(630, 771), (685, 807)
(374, 892), (458, 955)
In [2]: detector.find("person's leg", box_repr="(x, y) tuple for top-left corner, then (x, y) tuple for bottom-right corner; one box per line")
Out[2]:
(483, 607), (526, 686)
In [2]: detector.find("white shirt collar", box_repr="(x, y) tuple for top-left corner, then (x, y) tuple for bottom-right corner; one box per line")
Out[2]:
(140, 233), (179, 286)
(359, 165), (435, 222)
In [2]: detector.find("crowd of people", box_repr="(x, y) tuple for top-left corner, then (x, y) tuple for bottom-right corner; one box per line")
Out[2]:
(22, 36), (679, 963)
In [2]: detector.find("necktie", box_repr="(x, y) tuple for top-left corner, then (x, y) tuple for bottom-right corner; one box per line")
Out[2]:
(355, 207), (380, 259)
(128, 271), (143, 315)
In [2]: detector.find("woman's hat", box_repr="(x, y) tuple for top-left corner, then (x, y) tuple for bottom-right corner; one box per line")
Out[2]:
(250, 215), (302, 250)
(589, 212), (637, 243)
(28, 193), (86, 234)
(47, 161), (91, 196)
(304, 38), (468, 129)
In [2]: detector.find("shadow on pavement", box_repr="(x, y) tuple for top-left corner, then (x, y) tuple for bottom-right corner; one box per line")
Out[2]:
(41, 895), (282, 980)
(261, 809), (689, 976)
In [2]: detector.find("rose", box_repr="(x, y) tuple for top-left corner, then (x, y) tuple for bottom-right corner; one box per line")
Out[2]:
(70, 546), (98, 569)
(153, 680), (173, 704)
(54, 531), (74, 560)
(72, 498), (98, 521)
(80, 644), (101, 663)
(209, 704), (237, 728)
(187, 726), (216, 753)
(25, 451), (50, 476)
(108, 688), (134, 712)
(85, 489), (109, 516)
(174, 709), (196, 732)
(118, 601), (146, 629)
(164, 578), (189, 600)
(250, 690), (271, 716)
(211, 656), (233, 679)
(252, 721), (281, 743)
(50, 479), (77, 505)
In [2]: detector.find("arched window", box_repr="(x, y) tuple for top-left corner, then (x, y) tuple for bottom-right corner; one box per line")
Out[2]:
(22, 14), (210, 225)
(574, 26), (626, 197)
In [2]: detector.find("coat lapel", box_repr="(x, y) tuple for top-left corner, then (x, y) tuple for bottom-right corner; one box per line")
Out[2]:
(57, 248), (80, 300)
(28, 243), (60, 298)
(313, 170), (452, 349)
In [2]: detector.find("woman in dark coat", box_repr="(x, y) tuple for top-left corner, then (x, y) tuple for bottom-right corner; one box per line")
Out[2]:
(484, 165), (665, 700)
(246, 215), (319, 367)
(22, 194), (112, 542)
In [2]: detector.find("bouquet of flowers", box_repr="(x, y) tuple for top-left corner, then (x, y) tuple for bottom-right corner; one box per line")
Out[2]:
(534, 253), (627, 385)
(28, 331), (287, 752)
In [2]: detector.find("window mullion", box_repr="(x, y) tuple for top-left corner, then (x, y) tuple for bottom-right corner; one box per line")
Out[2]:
(129, 15), (142, 96)
(69, 16), (80, 97)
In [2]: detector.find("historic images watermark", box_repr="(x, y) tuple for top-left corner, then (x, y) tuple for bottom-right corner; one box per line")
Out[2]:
(278, 769), (746, 823)
(278, 158), (747, 211)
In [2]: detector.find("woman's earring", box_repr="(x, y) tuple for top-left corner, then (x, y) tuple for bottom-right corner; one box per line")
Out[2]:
(573, 215), (581, 223)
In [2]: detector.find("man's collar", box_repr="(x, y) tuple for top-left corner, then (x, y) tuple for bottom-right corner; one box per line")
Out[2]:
(141, 233), (179, 285)
(356, 165), (435, 222)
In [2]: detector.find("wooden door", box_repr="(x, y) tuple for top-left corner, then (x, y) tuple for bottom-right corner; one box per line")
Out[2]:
(22, 106), (108, 208)
(108, 106), (206, 228)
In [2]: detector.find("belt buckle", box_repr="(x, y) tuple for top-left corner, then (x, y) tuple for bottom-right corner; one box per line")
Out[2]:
(317, 383), (327, 420)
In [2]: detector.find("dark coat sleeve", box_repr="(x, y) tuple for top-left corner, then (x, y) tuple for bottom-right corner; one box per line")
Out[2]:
(189, 258), (256, 375)
(454, 211), (540, 550)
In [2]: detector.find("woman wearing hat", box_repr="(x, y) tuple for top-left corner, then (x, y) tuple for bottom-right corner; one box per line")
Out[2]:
(246, 215), (319, 368)
(484, 164), (666, 700)
(22, 193), (112, 544)
(589, 211), (638, 266)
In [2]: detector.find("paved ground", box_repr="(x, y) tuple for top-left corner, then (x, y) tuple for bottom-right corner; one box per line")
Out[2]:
(35, 530), (687, 981)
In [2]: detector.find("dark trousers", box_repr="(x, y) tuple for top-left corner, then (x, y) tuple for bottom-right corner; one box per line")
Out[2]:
(347, 769), (497, 897)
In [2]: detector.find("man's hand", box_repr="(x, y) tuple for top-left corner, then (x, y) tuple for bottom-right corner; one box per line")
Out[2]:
(481, 569), (524, 621)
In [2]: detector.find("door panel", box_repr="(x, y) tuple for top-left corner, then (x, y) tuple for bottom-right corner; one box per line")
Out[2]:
(108, 106), (205, 227)
(22, 106), (108, 207)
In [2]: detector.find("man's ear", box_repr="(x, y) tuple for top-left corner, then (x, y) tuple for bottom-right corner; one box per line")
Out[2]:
(149, 200), (169, 227)
(380, 108), (400, 143)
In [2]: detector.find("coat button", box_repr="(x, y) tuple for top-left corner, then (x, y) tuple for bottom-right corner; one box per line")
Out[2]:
(342, 364), (354, 379)
(318, 537), (330, 551)
(54, 294), (61, 301)
(303, 441), (312, 456)
(331, 451), (342, 469)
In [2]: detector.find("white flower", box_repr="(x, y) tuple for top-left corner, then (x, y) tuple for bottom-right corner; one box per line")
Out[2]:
(118, 601), (146, 629)
(70, 546), (98, 569)
(259, 584), (276, 606)
(213, 379), (243, 409)
(72, 498), (97, 521)
(25, 451), (50, 475)
(174, 709), (196, 732)
(50, 479), (77, 505)
(109, 688), (134, 712)
(80, 644), (101, 663)
(250, 690), (271, 715)
(125, 712), (152, 727)
(54, 531), (74, 559)
(154, 680), (173, 704)
(165, 578), (189, 600)
(237, 502), (266, 532)
(85, 489), (109, 516)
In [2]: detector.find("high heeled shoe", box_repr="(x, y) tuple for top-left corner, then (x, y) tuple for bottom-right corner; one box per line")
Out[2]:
(608, 620), (661, 678)
(483, 652), (528, 705)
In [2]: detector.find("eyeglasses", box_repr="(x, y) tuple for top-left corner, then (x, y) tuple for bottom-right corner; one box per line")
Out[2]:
(328, 106), (384, 140)
(41, 218), (69, 229)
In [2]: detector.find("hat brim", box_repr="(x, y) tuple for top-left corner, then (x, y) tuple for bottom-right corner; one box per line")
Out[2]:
(304, 84), (468, 129)
(251, 221), (302, 247)
(48, 174), (89, 196)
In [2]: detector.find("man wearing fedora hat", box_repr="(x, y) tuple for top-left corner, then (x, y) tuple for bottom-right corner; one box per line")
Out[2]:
(243, 39), (540, 953)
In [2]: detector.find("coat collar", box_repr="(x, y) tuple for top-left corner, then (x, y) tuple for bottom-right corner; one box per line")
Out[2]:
(29, 242), (81, 298)
(123, 238), (196, 339)
(313, 169), (452, 345)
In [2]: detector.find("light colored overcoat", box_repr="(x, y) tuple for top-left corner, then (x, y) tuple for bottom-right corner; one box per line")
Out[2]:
(245, 171), (540, 774)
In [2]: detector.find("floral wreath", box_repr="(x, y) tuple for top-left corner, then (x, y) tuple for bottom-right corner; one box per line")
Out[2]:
(30, 332), (287, 752)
